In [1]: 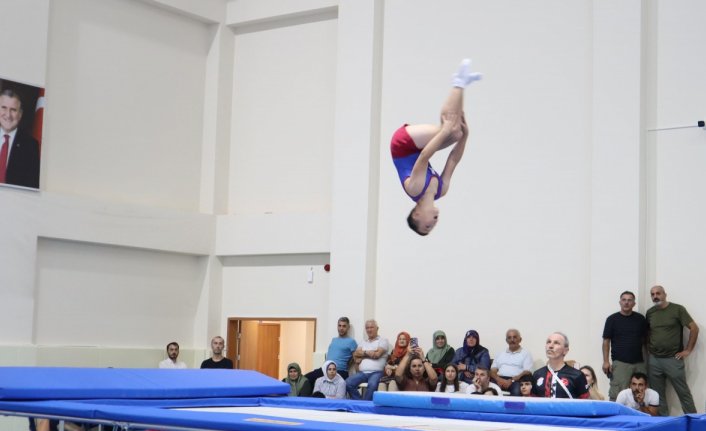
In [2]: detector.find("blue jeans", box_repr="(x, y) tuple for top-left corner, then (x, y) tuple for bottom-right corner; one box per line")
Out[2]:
(498, 376), (521, 396)
(346, 371), (383, 400)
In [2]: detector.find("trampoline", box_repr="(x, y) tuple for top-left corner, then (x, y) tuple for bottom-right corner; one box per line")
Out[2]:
(0, 367), (698, 431)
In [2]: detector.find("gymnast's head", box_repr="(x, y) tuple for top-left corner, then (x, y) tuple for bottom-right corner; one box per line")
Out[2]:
(407, 204), (439, 236)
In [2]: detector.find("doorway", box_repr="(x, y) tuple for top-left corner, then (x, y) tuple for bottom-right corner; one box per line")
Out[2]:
(227, 318), (316, 380)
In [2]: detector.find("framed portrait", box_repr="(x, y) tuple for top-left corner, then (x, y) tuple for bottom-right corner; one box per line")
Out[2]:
(0, 78), (44, 190)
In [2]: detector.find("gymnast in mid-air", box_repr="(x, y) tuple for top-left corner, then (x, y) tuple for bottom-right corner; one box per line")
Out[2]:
(390, 59), (481, 235)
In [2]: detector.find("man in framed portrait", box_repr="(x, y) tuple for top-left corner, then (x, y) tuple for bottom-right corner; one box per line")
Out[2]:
(0, 88), (40, 188)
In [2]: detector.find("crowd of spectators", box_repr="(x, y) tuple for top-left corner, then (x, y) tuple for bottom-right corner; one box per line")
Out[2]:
(147, 285), (697, 417)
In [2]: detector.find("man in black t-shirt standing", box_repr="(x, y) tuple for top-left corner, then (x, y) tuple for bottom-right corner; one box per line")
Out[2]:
(532, 332), (589, 399)
(602, 290), (648, 400)
(200, 336), (234, 369)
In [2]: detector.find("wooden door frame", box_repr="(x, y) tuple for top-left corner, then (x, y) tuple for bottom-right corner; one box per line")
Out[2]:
(227, 317), (317, 370)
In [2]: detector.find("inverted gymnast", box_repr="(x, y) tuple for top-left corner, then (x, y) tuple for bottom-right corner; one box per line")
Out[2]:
(390, 59), (481, 235)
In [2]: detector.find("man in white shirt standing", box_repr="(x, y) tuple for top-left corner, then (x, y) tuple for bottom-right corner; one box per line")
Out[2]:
(346, 319), (390, 400)
(615, 372), (659, 416)
(159, 341), (187, 369)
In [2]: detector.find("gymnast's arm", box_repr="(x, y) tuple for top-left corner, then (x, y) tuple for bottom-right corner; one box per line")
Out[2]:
(406, 119), (454, 196)
(394, 351), (412, 385)
(439, 116), (468, 197)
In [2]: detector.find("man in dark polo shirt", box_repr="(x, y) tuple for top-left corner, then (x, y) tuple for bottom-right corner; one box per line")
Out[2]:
(200, 336), (234, 369)
(647, 285), (698, 416)
(602, 290), (648, 400)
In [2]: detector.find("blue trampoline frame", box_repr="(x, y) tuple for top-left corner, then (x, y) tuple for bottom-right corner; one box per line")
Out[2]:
(0, 367), (701, 431)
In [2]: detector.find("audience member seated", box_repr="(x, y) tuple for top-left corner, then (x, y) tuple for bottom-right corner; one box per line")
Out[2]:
(312, 360), (346, 399)
(200, 336), (233, 369)
(394, 345), (438, 392)
(490, 328), (533, 396)
(580, 365), (606, 400)
(435, 363), (469, 393)
(615, 372), (659, 416)
(531, 332), (589, 399)
(306, 317), (357, 387)
(452, 329), (490, 384)
(378, 331), (410, 392)
(346, 319), (390, 400)
(481, 387), (499, 396)
(465, 366), (503, 396)
(158, 341), (187, 369)
(283, 362), (312, 397)
(519, 374), (533, 397)
(425, 330), (455, 375)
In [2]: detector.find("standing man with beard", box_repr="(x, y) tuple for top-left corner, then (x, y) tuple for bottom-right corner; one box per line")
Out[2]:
(646, 285), (698, 415)
(200, 336), (233, 369)
(531, 332), (589, 399)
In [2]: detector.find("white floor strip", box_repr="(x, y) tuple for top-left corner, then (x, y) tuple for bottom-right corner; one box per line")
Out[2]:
(182, 406), (606, 431)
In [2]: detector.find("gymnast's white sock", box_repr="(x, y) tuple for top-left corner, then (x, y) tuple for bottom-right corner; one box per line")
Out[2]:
(452, 58), (482, 87)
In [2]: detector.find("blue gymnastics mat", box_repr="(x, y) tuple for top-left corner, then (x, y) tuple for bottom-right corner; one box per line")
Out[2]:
(0, 398), (687, 431)
(373, 390), (642, 416)
(0, 367), (289, 399)
(0, 367), (699, 431)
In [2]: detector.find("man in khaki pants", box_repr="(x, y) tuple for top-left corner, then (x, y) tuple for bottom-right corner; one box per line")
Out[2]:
(602, 290), (648, 400)
(646, 285), (699, 415)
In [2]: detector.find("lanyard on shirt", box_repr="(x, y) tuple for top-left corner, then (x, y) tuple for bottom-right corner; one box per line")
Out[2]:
(548, 364), (573, 399)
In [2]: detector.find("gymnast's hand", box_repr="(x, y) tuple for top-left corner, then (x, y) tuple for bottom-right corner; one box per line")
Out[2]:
(460, 116), (468, 139)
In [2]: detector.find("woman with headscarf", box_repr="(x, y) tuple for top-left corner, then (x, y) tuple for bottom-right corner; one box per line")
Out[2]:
(378, 331), (411, 391)
(282, 362), (312, 397)
(312, 360), (346, 399)
(452, 329), (491, 384)
(425, 330), (455, 375)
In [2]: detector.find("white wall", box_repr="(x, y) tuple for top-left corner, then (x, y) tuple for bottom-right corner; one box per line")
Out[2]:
(377, 0), (593, 365)
(588, 0), (644, 399)
(217, 0), (339, 356)
(228, 15), (336, 215)
(648, 0), (706, 414)
(221, 262), (329, 323)
(44, 0), (210, 211)
(0, 0), (217, 360)
(0, 0), (705, 420)
(0, 0), (49, 86)
(35, 238), (206, 346)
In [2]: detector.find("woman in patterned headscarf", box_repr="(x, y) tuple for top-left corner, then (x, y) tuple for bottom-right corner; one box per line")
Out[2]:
(452, 329), (490, 384)
(378, 331), (411, 391)
(282, 362), (312, 396)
